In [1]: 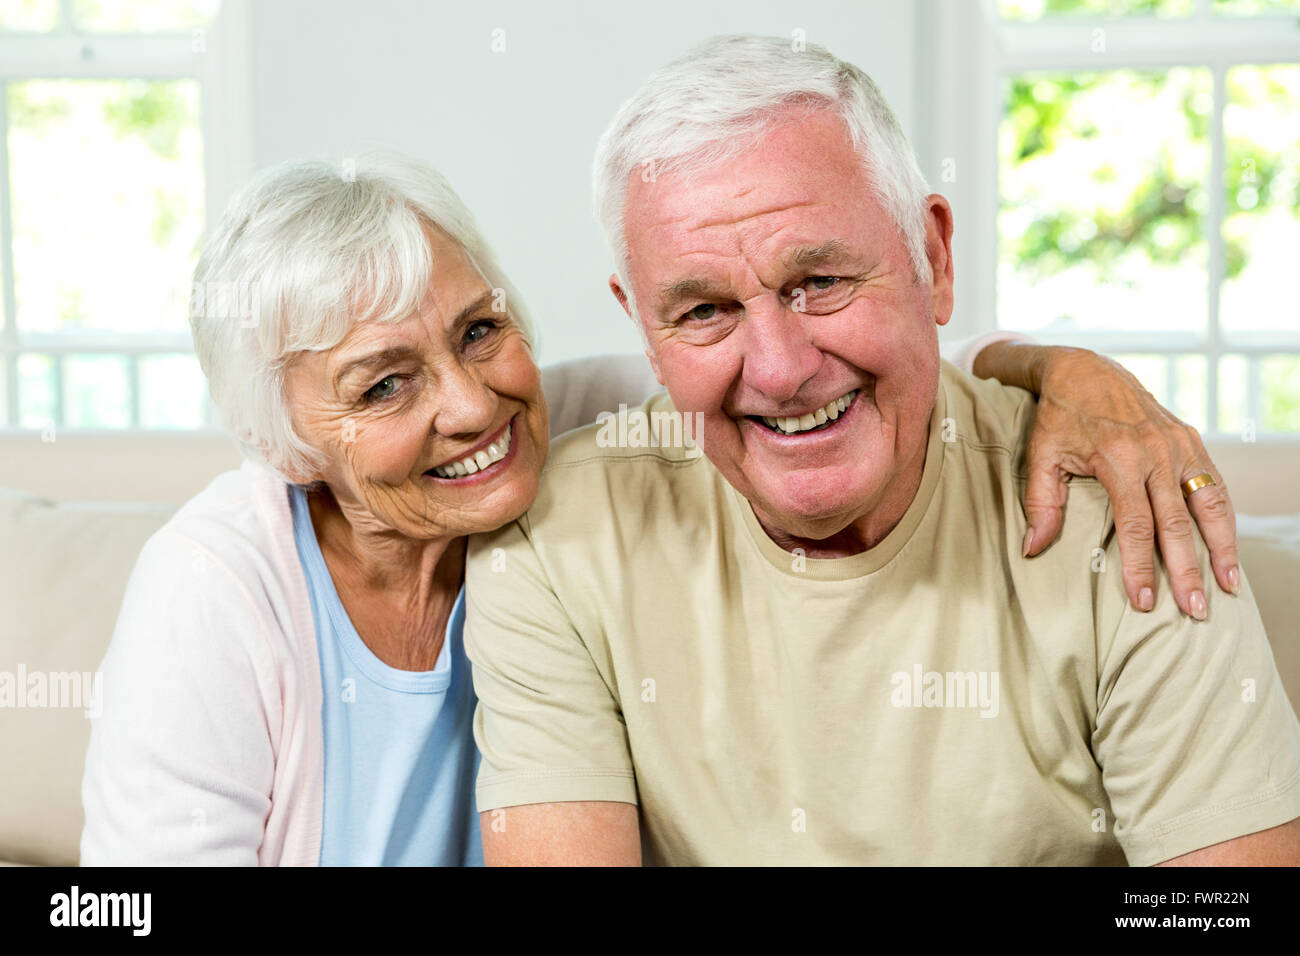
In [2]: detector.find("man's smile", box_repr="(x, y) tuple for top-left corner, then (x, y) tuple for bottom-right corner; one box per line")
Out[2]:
(736, 379), (874, 442)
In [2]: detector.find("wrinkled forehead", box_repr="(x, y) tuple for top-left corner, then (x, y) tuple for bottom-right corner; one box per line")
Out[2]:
(621, 111), (876, 256)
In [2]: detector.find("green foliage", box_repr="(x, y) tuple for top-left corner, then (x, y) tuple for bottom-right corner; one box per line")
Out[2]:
(102, 81), (194, 160)
(1262, 357), (1300, 430)
(1004, 67), (1299, 284)
(1003, 72), (1205, 280)
(6, 84), (72, 130)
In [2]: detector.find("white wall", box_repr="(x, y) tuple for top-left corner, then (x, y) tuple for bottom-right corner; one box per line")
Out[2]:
(239, 0), (920, 366)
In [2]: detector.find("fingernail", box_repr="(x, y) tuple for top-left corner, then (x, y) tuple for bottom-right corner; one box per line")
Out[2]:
(1227, 566), (1240, 596)
(1138, 587), (1154, 612)
(1189, 590), (1207, 621)
(1022, 527), (1035, 558)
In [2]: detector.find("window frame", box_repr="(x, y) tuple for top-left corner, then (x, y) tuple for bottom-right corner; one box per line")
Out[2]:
(918, 0), (1300, 441)
(0, 0), (252, 434)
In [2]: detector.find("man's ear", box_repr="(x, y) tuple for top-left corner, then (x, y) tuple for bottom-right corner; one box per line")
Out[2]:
(923, 194), (955, 328)
(609, 273), (665, 385)
(609, 273), (633, 319)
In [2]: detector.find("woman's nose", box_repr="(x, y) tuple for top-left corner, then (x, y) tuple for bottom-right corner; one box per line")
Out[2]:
(432, 364), (498, 437)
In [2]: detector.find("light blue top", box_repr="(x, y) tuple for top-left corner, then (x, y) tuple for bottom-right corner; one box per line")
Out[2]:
(289, 485), (483, 867)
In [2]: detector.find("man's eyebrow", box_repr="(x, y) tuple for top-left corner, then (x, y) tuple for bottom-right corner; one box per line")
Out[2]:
(658, 276), (716, 308)
(785, 239), (851, 268)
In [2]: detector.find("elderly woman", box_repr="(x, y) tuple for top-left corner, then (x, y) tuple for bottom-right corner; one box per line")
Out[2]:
(79, 155), (1236, 865)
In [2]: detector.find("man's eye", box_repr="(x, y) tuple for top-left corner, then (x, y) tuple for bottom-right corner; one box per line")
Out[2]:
(807, 276), (840, 291)
(464, 319), (497, 345)
(683, 303), (717, 322)
(365, 376), (401, 402)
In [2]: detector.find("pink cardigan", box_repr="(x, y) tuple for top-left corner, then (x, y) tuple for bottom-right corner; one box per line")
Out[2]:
(81, 461), (326, 864)
(79, 341), (1003, 865)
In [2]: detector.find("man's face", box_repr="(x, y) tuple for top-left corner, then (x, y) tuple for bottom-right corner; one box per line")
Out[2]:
(612, 107), (956, 544)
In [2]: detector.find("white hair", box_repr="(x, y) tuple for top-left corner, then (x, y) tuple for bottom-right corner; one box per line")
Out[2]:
(189, 153), (534, 482)
(592, 34), (932, 316)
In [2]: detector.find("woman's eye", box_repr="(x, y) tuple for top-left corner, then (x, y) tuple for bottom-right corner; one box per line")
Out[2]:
(808, 276), (840, 291)
(684, 303), (717, 322)
(464, 320), (497, 345)
(365, 376), (400, 401)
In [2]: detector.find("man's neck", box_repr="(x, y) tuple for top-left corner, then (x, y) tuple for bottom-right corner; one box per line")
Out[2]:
(753, 428), (931, 560)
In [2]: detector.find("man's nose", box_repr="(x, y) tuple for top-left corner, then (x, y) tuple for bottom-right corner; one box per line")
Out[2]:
(432, 363), (498, 438)
(739, 301), (823, 404)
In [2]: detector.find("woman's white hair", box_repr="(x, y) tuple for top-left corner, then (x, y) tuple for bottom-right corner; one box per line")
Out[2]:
(592, 34), (932, 317)
(190, 153), (533, 482)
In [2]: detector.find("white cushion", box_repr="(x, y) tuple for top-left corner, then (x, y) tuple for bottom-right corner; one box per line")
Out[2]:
(0, 487), (172, 865)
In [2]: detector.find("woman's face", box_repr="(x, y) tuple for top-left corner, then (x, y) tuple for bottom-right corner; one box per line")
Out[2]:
(284, 225), (549, 540)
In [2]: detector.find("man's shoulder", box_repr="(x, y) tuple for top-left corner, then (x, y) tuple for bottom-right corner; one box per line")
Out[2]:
(939, 360), (1036, 476)
(937, 360), (1113, 529)
(544, 389), (705, 467)
(535, 390), (717, 506)
(471, 391), (726, 564)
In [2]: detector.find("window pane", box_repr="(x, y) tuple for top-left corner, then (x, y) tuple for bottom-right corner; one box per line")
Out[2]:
(1172, 354), (1207, 432)
(64, 354), (130, 428)
(140, 353), (206, 428)
(7, 79), (204, 336)
(1217, 355), (1249, 434)
(1112, 354), (1168, 406)
(70, 0), (220, 31)
(1260, 355), (1300, 432)
(1221, 65), (1300, 343)
(18, 353), (55, 429)
(1213, 0), (1300, 14)
(1000, 69), (1211, 337)
(0, 0), (60, 31)
(1000, 0), (1193, 19)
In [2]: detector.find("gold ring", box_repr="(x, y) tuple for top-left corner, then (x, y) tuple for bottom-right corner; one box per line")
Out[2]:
(1181, 472), (1216, 499)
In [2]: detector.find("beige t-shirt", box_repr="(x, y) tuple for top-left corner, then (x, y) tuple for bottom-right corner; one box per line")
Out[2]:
(465, 361), (1300, 865)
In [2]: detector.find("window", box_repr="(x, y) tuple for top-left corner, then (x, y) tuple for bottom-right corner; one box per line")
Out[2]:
(992, 0), (1300, 438)
(0, 0), (223, 431)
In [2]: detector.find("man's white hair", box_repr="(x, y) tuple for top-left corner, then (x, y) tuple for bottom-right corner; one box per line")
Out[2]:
(592, 34), (932, 317)
(190, 153), (533, 482)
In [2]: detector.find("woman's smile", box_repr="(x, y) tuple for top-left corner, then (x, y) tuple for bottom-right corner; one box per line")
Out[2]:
(423, 414), (520, 485)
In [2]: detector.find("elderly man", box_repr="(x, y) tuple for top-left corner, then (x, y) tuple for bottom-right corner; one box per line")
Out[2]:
(464, 35), (1300, 865)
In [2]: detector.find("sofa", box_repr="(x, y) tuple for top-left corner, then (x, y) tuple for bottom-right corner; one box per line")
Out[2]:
(1, 355), (1297, 866)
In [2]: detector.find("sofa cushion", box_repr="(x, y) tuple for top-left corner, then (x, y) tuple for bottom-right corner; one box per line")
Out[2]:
(0, 482), (1296, 867)
(0, 487), (173, 866)
(1238, 514), (1300, 717)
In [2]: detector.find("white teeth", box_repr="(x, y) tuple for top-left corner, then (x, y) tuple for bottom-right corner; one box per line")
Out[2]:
(759, 390), (857, 435)
(431, 424), (512, 478)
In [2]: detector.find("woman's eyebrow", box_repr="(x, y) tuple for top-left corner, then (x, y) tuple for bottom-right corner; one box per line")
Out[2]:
(333, 345), (421, 388)
(332, 290), (498, 388)
(446, 289), (498, 328)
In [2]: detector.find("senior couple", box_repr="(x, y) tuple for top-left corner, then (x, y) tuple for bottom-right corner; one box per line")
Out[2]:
(82, 35), (1300, 866)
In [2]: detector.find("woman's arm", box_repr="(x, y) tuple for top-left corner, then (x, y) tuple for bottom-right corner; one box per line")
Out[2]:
(80, 530), (278, 865)
(968, 339), (1238, 621)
